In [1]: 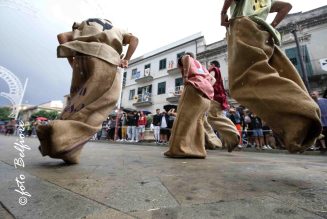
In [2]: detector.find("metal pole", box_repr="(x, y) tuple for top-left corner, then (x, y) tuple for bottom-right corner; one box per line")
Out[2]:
(114, 67), (124, 141)
(291, 29), (311, 92)
(15, 78), (28, 120)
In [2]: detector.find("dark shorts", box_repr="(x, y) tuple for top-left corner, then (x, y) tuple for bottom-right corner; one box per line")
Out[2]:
(252, 129), (263, 137)
(160, 128), (170, 135)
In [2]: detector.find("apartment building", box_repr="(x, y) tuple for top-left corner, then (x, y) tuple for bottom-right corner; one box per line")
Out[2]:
(121, 6), (327, 113)
(197, 5), (327, 92)
(120, 33), (205, 113)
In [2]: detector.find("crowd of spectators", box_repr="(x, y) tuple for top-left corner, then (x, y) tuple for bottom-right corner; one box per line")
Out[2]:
(2, 90), (326, 152)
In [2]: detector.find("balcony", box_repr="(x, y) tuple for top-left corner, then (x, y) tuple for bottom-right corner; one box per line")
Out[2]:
(166, 85), (184, 103)
(167, 67), (180, 75)
(133, 93), (153, 107)
(135, 75), (154, 83)
(135, 68), (153, 83)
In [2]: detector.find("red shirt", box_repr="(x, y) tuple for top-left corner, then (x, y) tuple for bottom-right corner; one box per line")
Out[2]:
(208, 66), (228, 110)
(138, 116), (147, 126)
(182, 56), (214, 100)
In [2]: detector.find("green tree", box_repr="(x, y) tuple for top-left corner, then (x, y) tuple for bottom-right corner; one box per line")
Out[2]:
(47, 111), (59, 120)
(0, 107), (12, 120)
(146, 115), (153, 128)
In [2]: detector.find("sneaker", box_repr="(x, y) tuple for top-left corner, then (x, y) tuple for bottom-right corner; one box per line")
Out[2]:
(267, 145), (273, 149)
(237, 145), (243, 149)
(262, 145), (268, 150)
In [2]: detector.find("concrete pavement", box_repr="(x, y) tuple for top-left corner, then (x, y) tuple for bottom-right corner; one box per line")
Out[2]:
(0, 135), (326, 219)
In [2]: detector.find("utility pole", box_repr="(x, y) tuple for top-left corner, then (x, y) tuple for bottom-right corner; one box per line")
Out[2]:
(291, 26), (311, 92)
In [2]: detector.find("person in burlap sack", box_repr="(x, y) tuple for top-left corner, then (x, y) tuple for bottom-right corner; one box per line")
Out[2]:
(37, 18), (138, 164)
(221, 0), (322, 153)
(205, 60), (240, 151)
(164, 52), (215, 158)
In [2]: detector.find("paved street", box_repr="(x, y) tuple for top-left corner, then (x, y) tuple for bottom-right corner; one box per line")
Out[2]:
(0, 135), (327, 219)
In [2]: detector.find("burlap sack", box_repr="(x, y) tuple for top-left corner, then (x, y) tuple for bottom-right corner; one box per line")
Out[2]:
(207, 100), (240, 151)
(37, 56), (120, 163)
(227, 17), (322, 153)
(164, 85), (210, 158)
(204, 115), (223, 150)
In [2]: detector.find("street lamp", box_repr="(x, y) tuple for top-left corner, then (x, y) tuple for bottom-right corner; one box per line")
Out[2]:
(290, 23), (311, 92)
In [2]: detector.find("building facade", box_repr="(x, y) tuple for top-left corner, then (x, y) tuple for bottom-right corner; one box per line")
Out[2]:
(121, 6), (327, 112)
(121, 33), (205, 113)
(197, 5), (327, 92)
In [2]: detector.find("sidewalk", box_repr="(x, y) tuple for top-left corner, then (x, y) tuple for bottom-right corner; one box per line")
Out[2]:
(1, 135), (327, 219)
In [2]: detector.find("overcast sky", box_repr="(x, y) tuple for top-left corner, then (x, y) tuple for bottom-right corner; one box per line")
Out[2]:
(0, 0), (326, 106)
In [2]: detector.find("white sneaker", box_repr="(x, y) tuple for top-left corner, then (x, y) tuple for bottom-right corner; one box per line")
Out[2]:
(262, 145), (268, 150)
(267, 145), (273, 149)
(237, 145), (243, 149)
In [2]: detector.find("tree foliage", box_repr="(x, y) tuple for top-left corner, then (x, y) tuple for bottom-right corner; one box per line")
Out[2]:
(0, 107), (12, 120)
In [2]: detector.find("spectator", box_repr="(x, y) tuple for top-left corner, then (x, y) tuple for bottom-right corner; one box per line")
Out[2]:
(5, 119), (15, 136)
(311, 91), (327, 151)
(126, 112), (134, 141)
(160, 111), (170, 144)
(137, 111), (147, 141)
(244, 111), (254, 147)
(227, 106), (242, 148)
(250, 113), (266, 149)
(129, 111), (139, 142)
(262, 121), (275, 149)
(120, 112), (128, 141)
(167, 108), (177, 141)
(152, 109), (161, 144)
(108, 117), (116, 141)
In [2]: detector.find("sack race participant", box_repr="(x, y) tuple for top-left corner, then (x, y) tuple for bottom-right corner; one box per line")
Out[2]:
(37, 18), (138, 163)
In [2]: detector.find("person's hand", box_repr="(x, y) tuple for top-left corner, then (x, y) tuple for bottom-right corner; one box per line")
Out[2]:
(120, 59), (129, 68)
(221, 13), (230, 27)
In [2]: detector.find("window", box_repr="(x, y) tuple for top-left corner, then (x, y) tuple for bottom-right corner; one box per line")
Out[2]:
(144, 64), (151, 70)
(177, 52), (185, 62)
(175, 77), (183, 87)
(157, 82), (166, 95)
(285, 45), (313, 77)
(159, 59), (167, 70)
(123, 71), (127, 87)
(137, 85), (152, 102)
(129, 89), (135, 100)
(289, 58), (298, 66)
(131, 69), (139, 79)
(137, 85), (152, 95)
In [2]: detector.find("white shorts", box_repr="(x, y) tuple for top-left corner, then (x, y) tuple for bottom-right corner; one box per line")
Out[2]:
(138, 125), (145, 133)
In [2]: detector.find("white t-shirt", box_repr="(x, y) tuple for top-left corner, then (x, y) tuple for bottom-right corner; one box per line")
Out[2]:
(161, 116), (167, 128)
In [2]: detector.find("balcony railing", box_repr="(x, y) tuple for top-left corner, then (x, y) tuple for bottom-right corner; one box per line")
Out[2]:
(133, 93), (153, 107)
(167, 67), (180, 75)
(135, 69), (154, 83)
